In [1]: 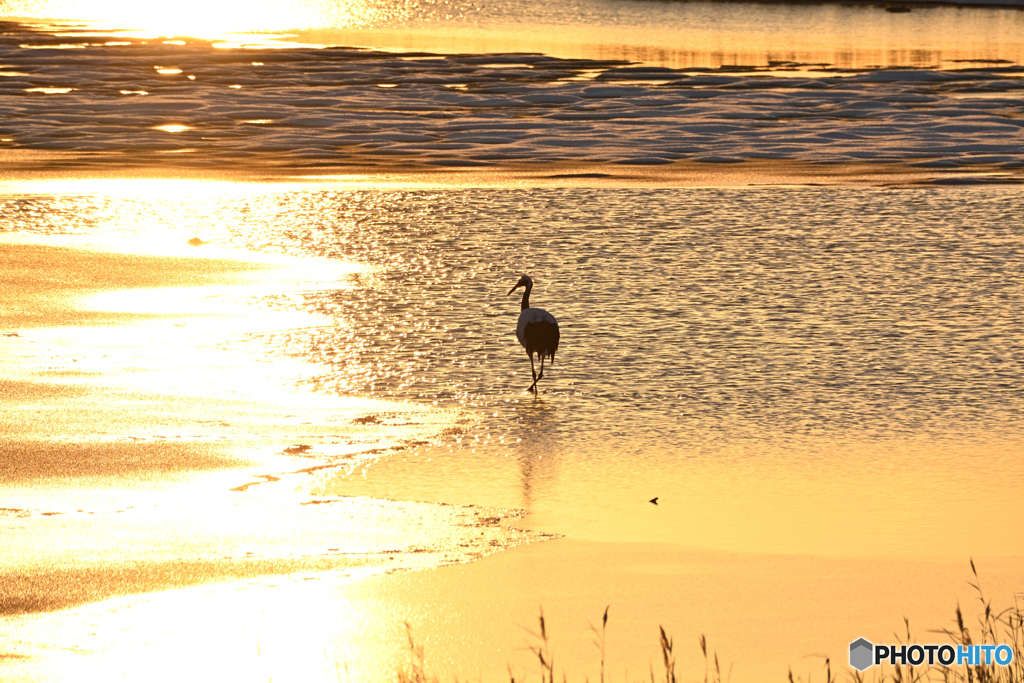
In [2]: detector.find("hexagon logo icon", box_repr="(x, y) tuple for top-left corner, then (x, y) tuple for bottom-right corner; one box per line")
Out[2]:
(849, 638), (874, 671)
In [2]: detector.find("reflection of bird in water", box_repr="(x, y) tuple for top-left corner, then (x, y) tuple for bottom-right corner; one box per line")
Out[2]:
(508, 274), (560, 394)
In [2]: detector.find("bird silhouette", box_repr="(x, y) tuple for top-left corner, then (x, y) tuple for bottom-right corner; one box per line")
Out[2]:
(508, 275), (560, 394)
(649, 497), (659, 505)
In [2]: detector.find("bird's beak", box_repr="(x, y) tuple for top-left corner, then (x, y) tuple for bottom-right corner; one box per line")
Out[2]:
(507, 284), (521, 295)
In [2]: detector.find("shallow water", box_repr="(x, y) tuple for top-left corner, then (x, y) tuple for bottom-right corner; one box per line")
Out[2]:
(4, 185), (1023, 557)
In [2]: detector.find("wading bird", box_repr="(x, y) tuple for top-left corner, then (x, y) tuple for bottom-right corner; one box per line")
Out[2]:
(508, 274), (560, 394)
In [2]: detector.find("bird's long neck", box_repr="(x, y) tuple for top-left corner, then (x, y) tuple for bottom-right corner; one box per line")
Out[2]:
(520, 283), (532, 310)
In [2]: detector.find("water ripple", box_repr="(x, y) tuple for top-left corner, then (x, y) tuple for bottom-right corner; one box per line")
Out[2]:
(4, 186), (1023, 459)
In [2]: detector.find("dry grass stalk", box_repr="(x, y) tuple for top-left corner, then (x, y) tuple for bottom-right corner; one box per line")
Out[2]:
(589, 605), (610, 683)
(397, 621), (438, 683)
(393, 564), (1020, 683)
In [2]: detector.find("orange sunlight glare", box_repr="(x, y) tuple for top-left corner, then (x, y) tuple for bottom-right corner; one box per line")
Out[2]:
(14, 0), (383, 37)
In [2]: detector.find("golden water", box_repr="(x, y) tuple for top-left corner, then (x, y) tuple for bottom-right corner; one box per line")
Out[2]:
(4, 0), (1024, 68)
(4, 184), (1022, 558)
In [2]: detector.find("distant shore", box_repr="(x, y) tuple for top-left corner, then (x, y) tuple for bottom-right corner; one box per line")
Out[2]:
(703, 0), (1023, 7)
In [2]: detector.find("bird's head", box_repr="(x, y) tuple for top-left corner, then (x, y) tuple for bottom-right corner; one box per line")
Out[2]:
(507, 274), (533, 295)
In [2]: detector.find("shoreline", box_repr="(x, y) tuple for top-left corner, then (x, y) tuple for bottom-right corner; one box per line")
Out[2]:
(0, 234), (548, 620)
(3, 232), (1021, 683)
(3, 205), (1024, 682)
(5, 535), (1022, 681)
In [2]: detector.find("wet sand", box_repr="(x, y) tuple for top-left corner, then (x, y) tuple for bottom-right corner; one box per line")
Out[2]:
(0, 234), (544, 675)
(352, 541), (1024, 682)
(5, 534), (1021, 681)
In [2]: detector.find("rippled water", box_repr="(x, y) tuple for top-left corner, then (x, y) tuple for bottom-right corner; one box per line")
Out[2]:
(4, 185), (1023, 555)
(257, 188), (1024, 445)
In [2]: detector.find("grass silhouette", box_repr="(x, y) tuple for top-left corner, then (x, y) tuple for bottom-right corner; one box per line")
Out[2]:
(395, 562), (1021, 683)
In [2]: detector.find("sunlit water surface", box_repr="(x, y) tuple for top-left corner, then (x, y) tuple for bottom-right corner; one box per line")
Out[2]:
(4, 0), (1024, 69)
(3, 185), (1023, 557)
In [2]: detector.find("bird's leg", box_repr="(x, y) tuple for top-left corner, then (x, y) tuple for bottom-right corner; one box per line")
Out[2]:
(528, 352), (539, 393)
(538, 354), (546, 382)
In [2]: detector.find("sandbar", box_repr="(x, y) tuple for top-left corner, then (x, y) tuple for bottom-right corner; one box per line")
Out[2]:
(0, 234), (543, 634)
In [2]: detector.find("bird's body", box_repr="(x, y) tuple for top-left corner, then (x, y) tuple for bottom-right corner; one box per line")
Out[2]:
(516, 308), (559, 361)
(508, 275), (560, 393)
